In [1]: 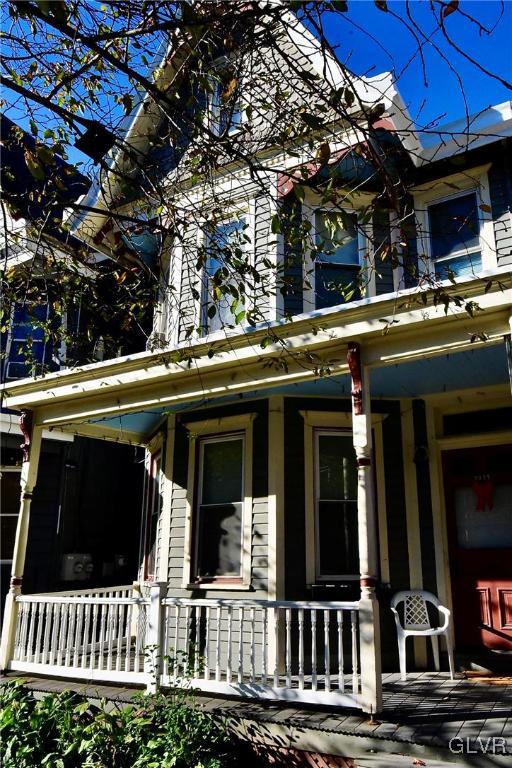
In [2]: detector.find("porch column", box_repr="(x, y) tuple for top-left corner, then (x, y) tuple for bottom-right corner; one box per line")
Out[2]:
(347, 342), (382, 714)
(0, 411), (43, 670)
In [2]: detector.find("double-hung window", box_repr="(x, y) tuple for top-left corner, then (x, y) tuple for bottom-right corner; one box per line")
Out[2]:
(314, 430), (359, 579)
(202, 218), (247, 333)
(314, 210), (362, 308)
(427, 191), (482, 279)
(195, 434), (245, 580)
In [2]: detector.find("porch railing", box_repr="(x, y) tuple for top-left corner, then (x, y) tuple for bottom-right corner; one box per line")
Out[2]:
(2, 583), (378, 711)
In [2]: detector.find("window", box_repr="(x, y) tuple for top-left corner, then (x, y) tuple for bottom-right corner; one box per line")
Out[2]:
(142, 450), (162, 581)
(314, 210), (361, 308)
(2, 303), (58, 381)
(314, 430), (359, 579)
(183, 413), (254, 588)
(195, 434), (244, 580)
(428, 191), (482, 278)
(0, 467), (21, 565)
(209, 72), (242, 136)
(202, 218), (247, 333)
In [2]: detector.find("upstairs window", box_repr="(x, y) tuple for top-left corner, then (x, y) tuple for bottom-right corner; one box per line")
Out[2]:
(202, 217), (247, 334)
(314, 211), (361, 309)
(428, 191), (481, 278)
(209, 69), (242, 137)
(2, 303), (59, 381)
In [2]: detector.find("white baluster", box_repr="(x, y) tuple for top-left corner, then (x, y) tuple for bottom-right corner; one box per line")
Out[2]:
(194, 605), (201, 678)
(13, 601), (22, 661)
(285, 608), (291, 688)
(106, 603), (115, 671)
(116, 604), (123, 671)
(204, 605), (210, 680)
(273, 607), (279, 688)
(173, 604), (180, 682)
(337, 609), (344, 692)
(42, 603), (52, 665)
(49, 603), (60, 666)
(58, 603), (69, 666)
(19, 602), (29, 661)
(82, 603), (91, 669)
(238, 606), (244, 684)
(226, 606), (233, 684)
(91, 603), (99, 670)
(311, 609), (317, 691)
(351, 609), (359, 693)
(34, 603), (44, 664)
(26, 602), (36, 663)
(215, 605), (221, 682)
(65, 604), (76, 667)
(324, 610), (330, 692)
(73, 604), (84, 668)
(250, 607), (256, 683)
(97, 603), (107, 671)
(298, 608), (304, 690)
(184, 604), (191, 676)
(124, 604), (132, 673)
(262, 608), (268, 685)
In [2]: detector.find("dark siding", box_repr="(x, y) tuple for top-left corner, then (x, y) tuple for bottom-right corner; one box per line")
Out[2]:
(373, 209), (394, 295)
(489, 155), (512, 268)
(412, 399), (437, 595)
(281, 199), (303, 316)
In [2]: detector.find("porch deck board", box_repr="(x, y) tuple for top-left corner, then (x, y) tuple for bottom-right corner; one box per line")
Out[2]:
(2, 671), (510, 763)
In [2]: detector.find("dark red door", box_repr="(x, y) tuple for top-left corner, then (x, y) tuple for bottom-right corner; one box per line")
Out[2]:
(443, 445), (512, 651)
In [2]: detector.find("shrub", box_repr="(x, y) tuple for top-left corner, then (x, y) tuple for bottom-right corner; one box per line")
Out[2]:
(0, 681), (243, 768)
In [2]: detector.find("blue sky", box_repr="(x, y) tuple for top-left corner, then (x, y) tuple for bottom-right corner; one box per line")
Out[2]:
(322, 0), (512, 134)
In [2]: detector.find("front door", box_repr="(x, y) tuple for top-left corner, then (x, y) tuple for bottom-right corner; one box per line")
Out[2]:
(443, 445), (512, 651)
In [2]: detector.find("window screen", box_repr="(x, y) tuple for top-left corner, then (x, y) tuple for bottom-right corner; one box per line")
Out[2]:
(315, 211), (360, 308)
(202, 219), (246, 333)
(428, 192), (481, 278)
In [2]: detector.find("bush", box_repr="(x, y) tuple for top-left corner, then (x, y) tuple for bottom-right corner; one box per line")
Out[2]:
(0, 681), (244, 768)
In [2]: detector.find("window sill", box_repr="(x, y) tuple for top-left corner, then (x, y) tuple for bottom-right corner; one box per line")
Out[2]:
(185, 581), (252, 591)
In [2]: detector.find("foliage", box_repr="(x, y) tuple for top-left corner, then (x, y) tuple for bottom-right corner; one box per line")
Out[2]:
(0, 680), (246, 768)
(1, 0), (511, 375)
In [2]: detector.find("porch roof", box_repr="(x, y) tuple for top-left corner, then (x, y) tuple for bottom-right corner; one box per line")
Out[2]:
(2, 271), (511, 445)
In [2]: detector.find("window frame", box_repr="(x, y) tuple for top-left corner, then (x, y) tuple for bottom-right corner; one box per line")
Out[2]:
(198, 206), (254, 337)
(314, 428), (359, 581)
(412, 164), (496, 278)
(207, 56), (244, 138)
(182, 413), (256, 590)
(303, 203), (370, 312)
(301, 410), (387, 586)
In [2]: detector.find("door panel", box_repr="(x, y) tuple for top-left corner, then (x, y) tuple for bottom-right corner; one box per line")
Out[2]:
(443, 444), (512, 651)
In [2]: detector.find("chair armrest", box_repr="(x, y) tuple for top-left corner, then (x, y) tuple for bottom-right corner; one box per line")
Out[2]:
(390, 606), (403, 632)
(437, 605), (451, 632)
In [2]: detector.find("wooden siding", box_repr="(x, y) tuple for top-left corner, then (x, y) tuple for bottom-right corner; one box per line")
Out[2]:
(489, 156), (512, 268)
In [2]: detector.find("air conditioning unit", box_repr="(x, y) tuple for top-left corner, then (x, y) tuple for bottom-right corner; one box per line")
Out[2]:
(61, 553), (93, 582)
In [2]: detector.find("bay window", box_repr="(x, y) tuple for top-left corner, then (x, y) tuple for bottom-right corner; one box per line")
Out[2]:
(428, 191), (482, 278)
(314, 210), (362, 309)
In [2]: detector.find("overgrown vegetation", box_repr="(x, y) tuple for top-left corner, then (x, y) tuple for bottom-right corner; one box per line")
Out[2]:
(0, 680), (249, 768)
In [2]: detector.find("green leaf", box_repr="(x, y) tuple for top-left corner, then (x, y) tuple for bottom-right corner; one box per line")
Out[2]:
(271, 214), (282, 234)
(293, 184), (306, 203)
(29, 119), (38, 136)
(300, 112), (324, 130)
(235, 310), (246, 324)
(207, 304), (217, 319)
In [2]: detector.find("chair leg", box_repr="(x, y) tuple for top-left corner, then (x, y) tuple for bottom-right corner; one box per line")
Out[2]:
(446, 635), (455, 680)
(398, 635), (407, 682)
(431, 635), (440, 671)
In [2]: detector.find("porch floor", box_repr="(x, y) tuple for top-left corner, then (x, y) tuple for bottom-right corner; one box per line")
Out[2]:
(2, 671), (511, 766)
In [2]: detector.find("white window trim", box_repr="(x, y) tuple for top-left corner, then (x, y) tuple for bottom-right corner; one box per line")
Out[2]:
(182, 413), (256, 590)
(412, 164), (496, 276)
(0, 465), (22, 566)
(303, 202), (371, 312)
(300, 410), (387, 586)
(197, 206), (254, 339)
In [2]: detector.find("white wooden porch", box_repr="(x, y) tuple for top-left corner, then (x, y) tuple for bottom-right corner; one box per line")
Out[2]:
(3, 584), (370, 711)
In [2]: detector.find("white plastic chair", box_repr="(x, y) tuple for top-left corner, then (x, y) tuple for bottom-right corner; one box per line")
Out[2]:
(391, 590), (455, 681)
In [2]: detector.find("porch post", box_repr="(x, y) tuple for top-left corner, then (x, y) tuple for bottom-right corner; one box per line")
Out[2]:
(347, 342), (382, 714)
(144, 581), (167, 693)
(0, 411), (42, 670)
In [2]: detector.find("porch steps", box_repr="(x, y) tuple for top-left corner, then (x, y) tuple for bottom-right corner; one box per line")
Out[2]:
(2, 672), (510, 767)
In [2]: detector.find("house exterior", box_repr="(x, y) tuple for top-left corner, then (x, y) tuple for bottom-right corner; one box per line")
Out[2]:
(0, 10), (511, 719)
